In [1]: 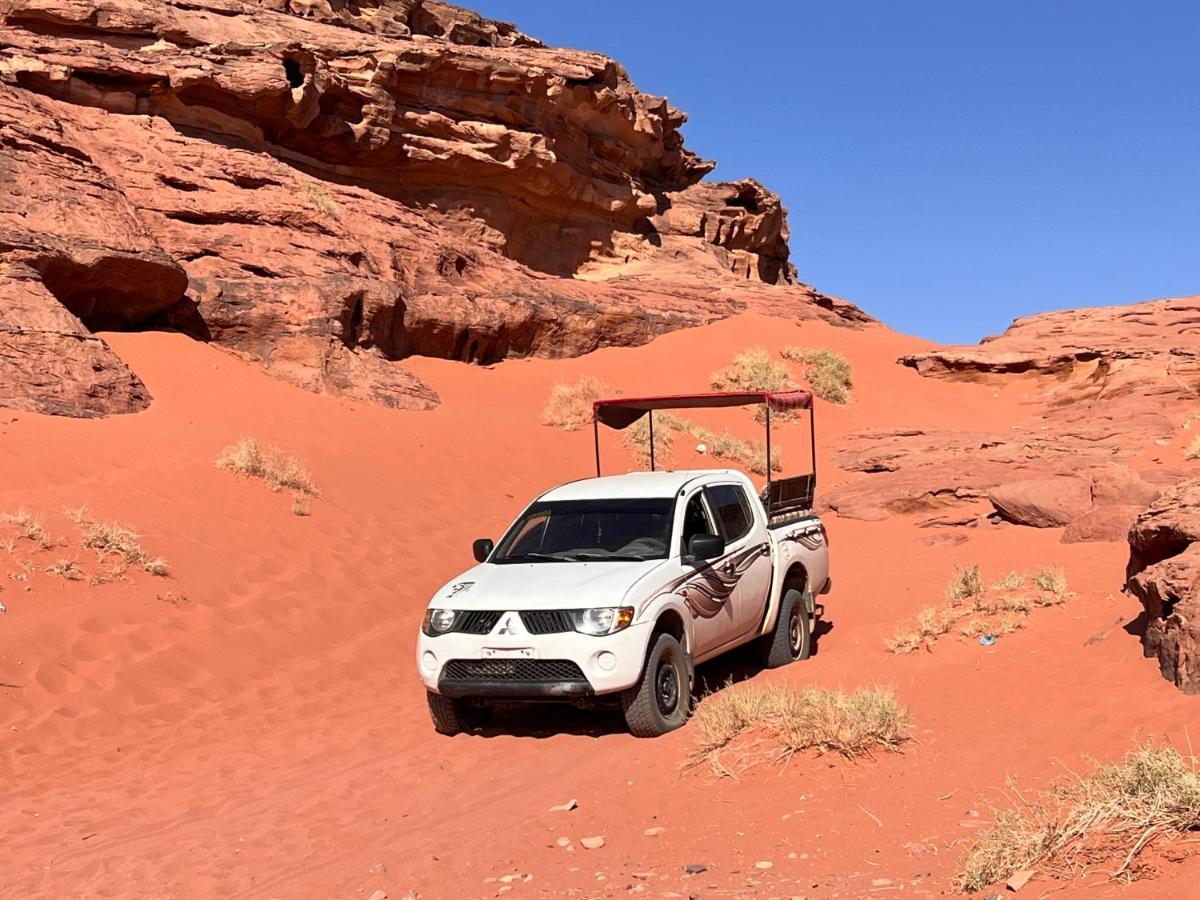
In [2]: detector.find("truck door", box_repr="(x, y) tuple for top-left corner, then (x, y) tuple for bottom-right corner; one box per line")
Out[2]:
(705, 483), (773, 643)
(677, 488), (732, 657)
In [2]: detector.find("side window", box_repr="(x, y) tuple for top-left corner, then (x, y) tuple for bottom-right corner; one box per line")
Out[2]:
(707, 484), (753, 543)
(680, 493), (715, 555)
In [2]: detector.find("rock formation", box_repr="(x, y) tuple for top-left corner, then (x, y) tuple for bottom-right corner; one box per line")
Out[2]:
(0, 0), (865, 416)
(823, 297), (1200, 540)
(1127, 479), (1200, 694)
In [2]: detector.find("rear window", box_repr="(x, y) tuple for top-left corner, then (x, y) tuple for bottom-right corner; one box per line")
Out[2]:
(706, 484), (753, 542)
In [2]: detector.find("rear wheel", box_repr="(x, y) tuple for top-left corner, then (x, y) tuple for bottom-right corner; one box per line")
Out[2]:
(760, 587), (811, 668)
(621, 633), (691, 737)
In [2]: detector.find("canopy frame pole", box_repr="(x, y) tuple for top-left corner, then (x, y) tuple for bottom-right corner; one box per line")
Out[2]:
(648, 410), (656, 471)
(765, 403), (773, 498)
(809, 405), (817, 491)
(593, 415), (601, 477)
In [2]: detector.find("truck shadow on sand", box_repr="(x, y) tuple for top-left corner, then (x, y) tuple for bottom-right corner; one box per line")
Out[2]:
(471, 617), (835, 739)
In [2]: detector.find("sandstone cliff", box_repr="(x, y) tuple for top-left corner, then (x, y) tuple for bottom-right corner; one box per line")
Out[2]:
(823, 297), (1200, 546)
(0, 0), (864, 417)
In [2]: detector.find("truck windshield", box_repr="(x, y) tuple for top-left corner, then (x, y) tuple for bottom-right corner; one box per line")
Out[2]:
(493, 498), (674, 563)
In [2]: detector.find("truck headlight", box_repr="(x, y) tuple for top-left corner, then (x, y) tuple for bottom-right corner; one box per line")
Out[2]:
(570, 607), (634, 636)
(422, 609), (457, 636)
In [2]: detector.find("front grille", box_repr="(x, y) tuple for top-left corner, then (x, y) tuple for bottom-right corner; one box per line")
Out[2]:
(443, 659), (586, 682)
(519, 610), (574, 635)
(455, 610), (502, 635)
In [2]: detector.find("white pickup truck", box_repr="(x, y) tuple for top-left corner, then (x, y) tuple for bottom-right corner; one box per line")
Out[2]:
(416, 391), (831, 737)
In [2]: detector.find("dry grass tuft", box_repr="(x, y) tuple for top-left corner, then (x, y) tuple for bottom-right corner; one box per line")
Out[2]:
(291, 500), (311, 517)
(300, 181), (338, 216)
(541, 375), (608, 432)
(622, 412), (691, 468)
(887, 563), (1073, 654)
(216, 438), (319, 498)
(957, 742), (1200, 892)
(946, 564), (985, 605)
(711, 348), (797, 422)
(46, 558), (85, 581)
(691, 426), (781, 475)
(780, 346), (853, 404)
(2, 508), (52, 548)
(1185, 434), (1200, 461)
(992, 570), (1026, 591)
(81, 521), (169, 577)
(1033, 566), (1070, 603)
(689, 683), (910, 776)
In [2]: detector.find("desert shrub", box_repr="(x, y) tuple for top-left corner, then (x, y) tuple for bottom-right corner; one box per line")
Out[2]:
(691, 426), (781, 475)
(957, 742), (1200, 892)
(622, 412), (691, 468)
(1001, 594), (1034, 614)
(689, 683), (910, 776)
(780, 346), (853, 404)
(711, 348), (796, 422)
(960, 618), (992, 638)
(1032, 566), (1069, 603)
(541, 376), (608, 432)
(300, 181), (338, 216)
(81, 520), (168, 576)
(215, 438), (319, 498)
(946, 564), (985, 605)
(886, 627), (924, 655)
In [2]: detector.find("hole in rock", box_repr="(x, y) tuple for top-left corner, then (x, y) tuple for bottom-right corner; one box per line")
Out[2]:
(282, 58), (305, 89)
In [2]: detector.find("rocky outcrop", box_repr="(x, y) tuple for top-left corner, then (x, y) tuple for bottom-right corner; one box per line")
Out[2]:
(823, 298), (1199, 539)
(0, 83), (183, 415)
(0, 0), (863, 416)
(1127, 479), (1200, 694)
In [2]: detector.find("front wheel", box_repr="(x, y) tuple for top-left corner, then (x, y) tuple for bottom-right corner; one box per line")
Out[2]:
(621, 633), (691, 737)
(760, 587), (812, 668)
(427, 691), (491, 735)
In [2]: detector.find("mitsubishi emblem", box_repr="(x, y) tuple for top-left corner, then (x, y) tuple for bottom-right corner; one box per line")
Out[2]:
(496, 613), (519, 636)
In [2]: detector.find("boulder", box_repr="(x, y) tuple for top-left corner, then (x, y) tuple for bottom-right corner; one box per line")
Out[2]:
(989, 477), (1092, 528)
(1126, 479), (1200, 694)
(1062, 505), (1144, 544)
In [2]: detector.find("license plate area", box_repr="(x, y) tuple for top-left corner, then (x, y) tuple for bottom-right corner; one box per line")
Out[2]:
(481, 647), (538, 659)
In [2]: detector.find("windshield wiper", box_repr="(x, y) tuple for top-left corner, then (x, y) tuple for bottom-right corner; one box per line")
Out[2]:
(499, 552), (568, 563)
(567, 552), (650, 561)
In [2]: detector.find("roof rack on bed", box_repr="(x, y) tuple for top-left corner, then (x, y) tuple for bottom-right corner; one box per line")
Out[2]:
(591, 390), (817, 522)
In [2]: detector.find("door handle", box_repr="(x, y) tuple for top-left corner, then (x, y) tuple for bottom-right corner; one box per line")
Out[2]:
(721, 560), (736, 575)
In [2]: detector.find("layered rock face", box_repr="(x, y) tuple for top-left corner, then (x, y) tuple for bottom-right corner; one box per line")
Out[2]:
(823, 298), (1200, 541)
(1127, 480), (1200, 694)
(0, 0), (863, 415)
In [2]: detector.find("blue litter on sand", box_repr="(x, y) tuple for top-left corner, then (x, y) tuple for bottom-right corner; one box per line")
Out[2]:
(979, 634), (997, 647)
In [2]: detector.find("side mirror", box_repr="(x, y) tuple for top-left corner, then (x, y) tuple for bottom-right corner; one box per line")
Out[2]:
(472, 538), (494, 563)
(687, 533), (724, 561)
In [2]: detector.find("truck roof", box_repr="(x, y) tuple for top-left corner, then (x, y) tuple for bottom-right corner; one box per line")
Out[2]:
(539, 470), (750, 502)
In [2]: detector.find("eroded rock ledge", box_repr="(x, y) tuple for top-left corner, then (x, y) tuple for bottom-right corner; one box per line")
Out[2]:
(1127, 479), (1200, 694)
(0, 0), (865, 415)
(822, 297), (1200, 545)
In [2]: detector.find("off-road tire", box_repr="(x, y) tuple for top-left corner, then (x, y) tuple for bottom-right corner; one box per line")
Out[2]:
(760, 587), (811, 668)
(427, 690), (471, 735)
(621, 633), (691, 737)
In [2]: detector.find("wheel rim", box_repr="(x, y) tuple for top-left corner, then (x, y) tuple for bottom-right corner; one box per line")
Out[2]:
(789, 607), (802, 656)
(656, 660), (679, 716)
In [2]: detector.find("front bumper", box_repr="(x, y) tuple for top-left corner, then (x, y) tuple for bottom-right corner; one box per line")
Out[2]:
(417, 621), (653, 698)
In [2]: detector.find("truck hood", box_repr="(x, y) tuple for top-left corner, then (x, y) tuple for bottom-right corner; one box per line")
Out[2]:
(429, 559), (670, 611)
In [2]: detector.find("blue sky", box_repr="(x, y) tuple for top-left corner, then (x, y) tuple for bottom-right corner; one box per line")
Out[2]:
(470, 1), (1198, 342)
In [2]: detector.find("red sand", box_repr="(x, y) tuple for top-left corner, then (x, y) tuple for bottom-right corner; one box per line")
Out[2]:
(1, 315), (1196, 898)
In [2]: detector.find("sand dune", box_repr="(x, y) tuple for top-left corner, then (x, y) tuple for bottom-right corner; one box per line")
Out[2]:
(1, 315), (1196, 898)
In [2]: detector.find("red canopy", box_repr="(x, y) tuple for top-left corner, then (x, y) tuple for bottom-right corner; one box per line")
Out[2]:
(593, 390), (813, 430)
